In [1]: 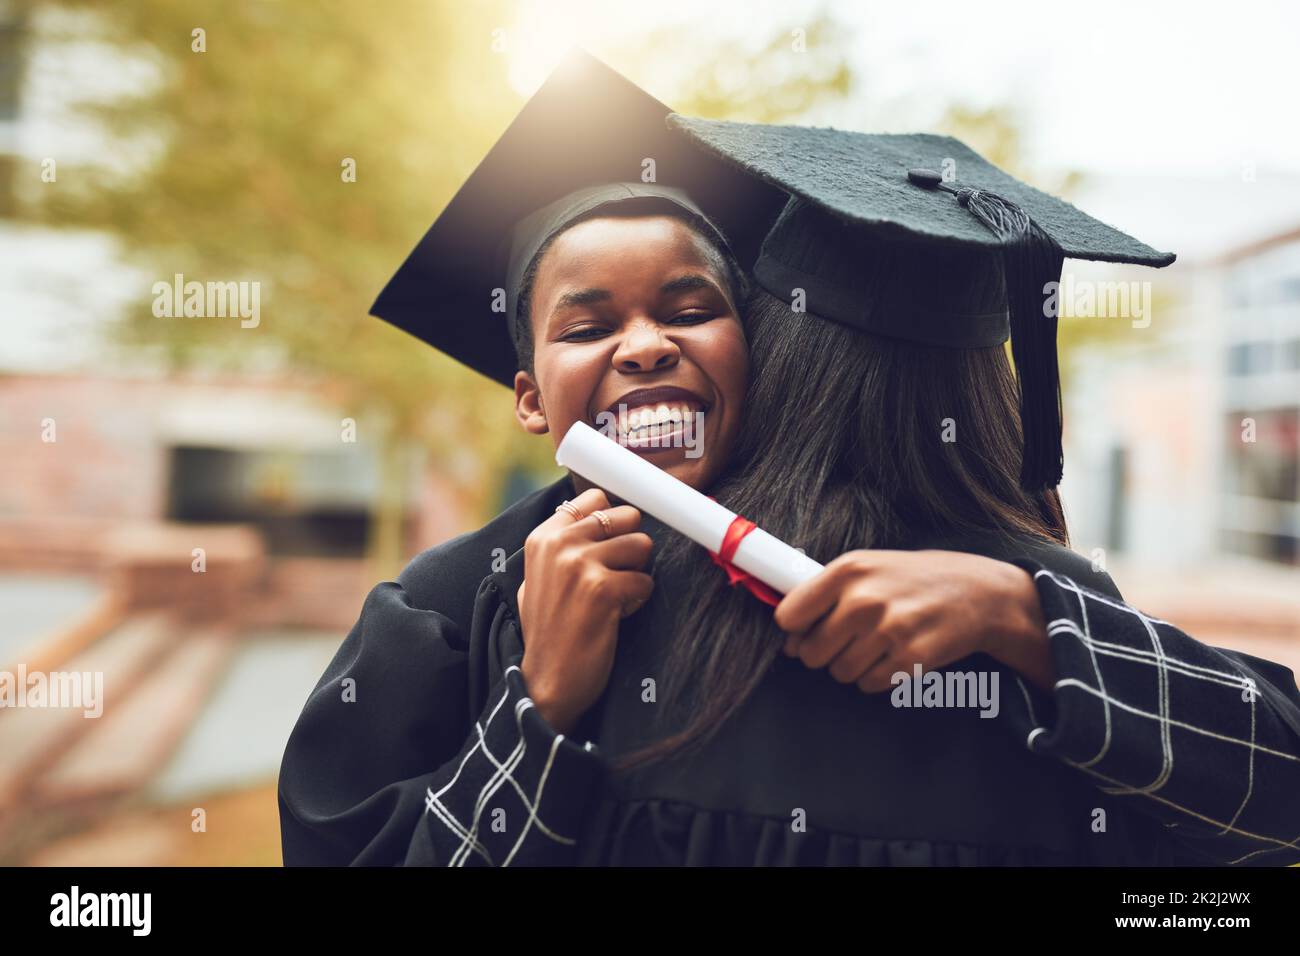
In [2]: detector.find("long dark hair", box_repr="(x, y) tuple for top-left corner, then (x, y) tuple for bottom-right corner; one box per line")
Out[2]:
(609, 286), (1068, 773)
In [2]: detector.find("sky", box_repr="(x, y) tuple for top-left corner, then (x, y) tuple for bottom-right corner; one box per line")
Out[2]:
(5, 0), (1298, 373)
(506, 0), (1300, 178)
(501, 0), (1300, 264)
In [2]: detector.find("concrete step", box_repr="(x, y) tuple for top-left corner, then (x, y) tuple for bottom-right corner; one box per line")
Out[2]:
(31, 629), (236, 808)
(0, 613), (173, 812)
(0, 573), (108, 664)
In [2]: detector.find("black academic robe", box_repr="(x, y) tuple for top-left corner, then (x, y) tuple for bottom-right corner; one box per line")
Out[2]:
(277, 476), (1300, 867)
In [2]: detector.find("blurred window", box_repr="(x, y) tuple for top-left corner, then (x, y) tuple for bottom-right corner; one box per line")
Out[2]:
(1223, 408), (1299, 503)
(1247, 341), (1274, 374)
(1222, 407), (1300, 565)
(166, 446), (382, 557)
(1228, 342), (1251, 376)
(1220, 529), (1298, 564)
(1227, 341), (1276, 376)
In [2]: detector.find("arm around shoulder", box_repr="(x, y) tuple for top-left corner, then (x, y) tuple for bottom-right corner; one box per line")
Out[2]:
(999, 559), (1300, 866)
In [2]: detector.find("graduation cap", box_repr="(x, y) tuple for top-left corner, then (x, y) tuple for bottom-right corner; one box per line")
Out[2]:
(369, 50), (784, 388)
(666, 116), (1176, 492)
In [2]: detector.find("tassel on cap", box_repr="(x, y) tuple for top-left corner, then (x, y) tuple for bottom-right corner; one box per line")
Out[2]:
(908, 169), (1066, 491)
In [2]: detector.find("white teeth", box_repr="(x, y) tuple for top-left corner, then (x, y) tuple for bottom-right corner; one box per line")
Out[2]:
(617, 403), (696, 436)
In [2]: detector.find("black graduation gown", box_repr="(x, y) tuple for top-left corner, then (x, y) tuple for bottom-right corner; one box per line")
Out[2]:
(278, 476), (1300, 867)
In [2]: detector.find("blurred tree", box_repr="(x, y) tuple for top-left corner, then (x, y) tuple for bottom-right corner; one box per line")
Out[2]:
(18, 0), (530, 578)
(938, 103), (1173, 384)
(622, 18), (853, 123)
(16, 0), (854, 578)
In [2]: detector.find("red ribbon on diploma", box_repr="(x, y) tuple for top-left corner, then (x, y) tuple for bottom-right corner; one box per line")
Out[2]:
(706, 512), (783, 608)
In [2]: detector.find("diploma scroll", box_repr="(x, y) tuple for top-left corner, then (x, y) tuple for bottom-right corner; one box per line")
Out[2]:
(555, 421), (824, 596)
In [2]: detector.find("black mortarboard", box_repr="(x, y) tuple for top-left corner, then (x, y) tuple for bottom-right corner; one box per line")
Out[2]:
(369, 50), (783, 388)
(667, 116), (1177, 491)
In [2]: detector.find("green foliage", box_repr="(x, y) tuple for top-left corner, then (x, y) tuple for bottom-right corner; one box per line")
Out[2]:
(29, 4), (1128, 563)
(18, 2), (857, 549)
(620, 19), (853, 123)
(21, 1), (538, 554)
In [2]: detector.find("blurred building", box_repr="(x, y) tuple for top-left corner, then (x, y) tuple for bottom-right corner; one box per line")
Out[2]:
(1065, 226), (1300, 572)
(0, 7), (471, 625)
(0, 7), (474, 864)
(1218, 228), (1300, 564)
(1057, 189), (1300, 661)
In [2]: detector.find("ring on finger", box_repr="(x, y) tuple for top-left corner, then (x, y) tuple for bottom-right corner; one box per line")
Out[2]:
(591, 509), (613, 538)
(555, 500), (584, 521)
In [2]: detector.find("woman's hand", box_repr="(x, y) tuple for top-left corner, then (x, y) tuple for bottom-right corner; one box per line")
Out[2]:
(517, 488), (654, 734)
(773, 549), (1053, 694)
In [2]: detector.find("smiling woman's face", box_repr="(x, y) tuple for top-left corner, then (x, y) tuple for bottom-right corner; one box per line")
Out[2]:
(513, 214), (749, 492)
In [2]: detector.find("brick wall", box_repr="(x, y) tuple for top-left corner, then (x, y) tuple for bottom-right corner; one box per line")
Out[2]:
(0, 371), (477, 631)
